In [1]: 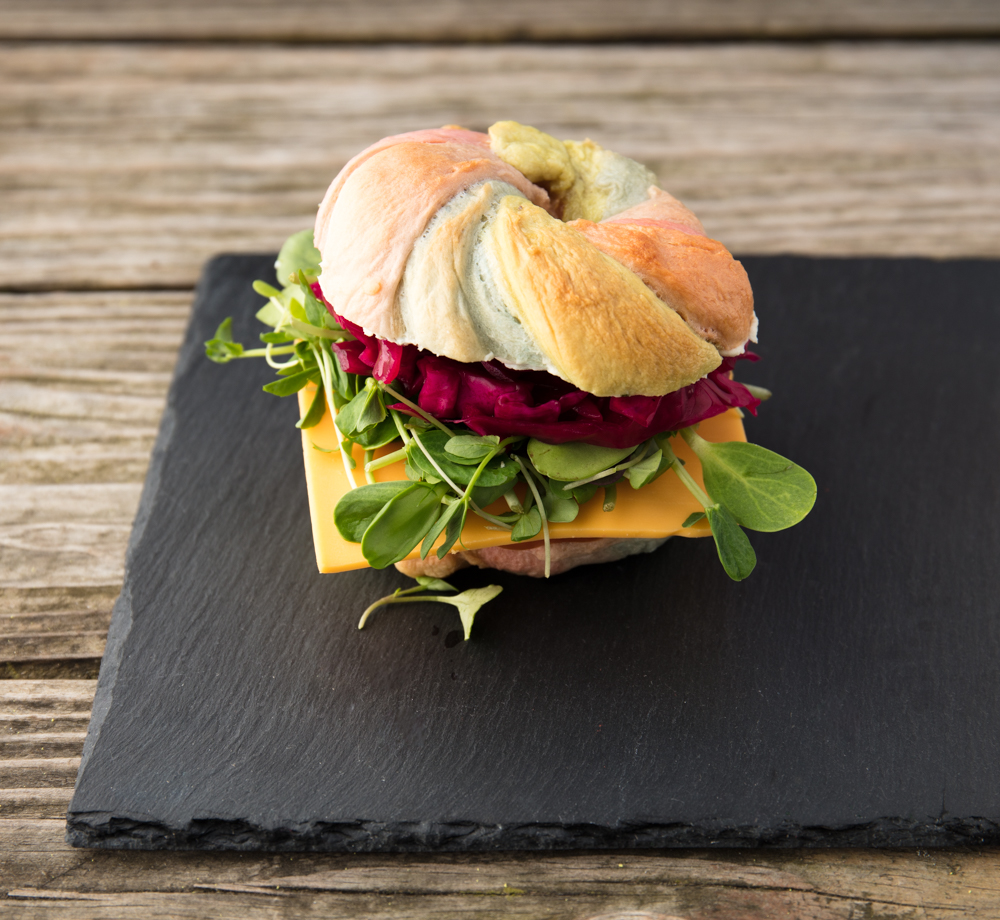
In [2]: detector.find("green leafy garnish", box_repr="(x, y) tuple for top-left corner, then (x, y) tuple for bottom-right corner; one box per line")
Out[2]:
(705, 503), (757, 581)
(275, 228), (322, 286)
(207, 228), (819, 632)
(420, 499), (467, 560)
(660, 436), (757, 580)
(334, 481), (414, 543)
(359, 580), (503, 640)
(336, 377), (387, 438)
(681, 511), (706, 528)
(623, 447), (670, 490)
(205, 318), (245, 363)
(296, 384), (326, 429)
(445, 434), (502, 463)
(681, 429), (816, 532)
(526, 439), (634, 482)
(262, 368), (317, 397)
(511, 507), (542, 541)
(360, 482), (447, 568)
(408, 429), (519, 489)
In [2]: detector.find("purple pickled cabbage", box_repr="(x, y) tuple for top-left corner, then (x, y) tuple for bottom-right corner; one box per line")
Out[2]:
(315, 283), (759, 448)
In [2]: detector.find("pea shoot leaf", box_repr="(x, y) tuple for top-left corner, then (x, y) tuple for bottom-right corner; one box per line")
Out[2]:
(334, 481), (414, 543)
(296, 385), (326, 429)
(445, 435), (501, 463)
(409, 430), (518, 488)
(300, 283), (328, 327)
(541, 489), (578, 523)
(204, 318), (244, 363)
(361, 482), (445, 568)
(512, 507), (542, 542)
(526, 439), (634, 482)
(414, 576), (456, 592)
(420, 499), (467, 560)
(705, 503), (757, 581)
(275, 228), (322, 286)
(451, 585), (504, 640)
(352, 415), (400, 450)
(683, 431), (816, 532)
(358, 583), (503, 640)
(336, 379), (386, 437)
(624, 448), (670, 490)
(262, 368), (318, 397)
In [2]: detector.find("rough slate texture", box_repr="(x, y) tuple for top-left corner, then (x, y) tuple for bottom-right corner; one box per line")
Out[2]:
(67, 255), (1000, 851)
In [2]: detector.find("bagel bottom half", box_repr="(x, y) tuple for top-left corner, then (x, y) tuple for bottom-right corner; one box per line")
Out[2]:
(297, 386), (747, 578)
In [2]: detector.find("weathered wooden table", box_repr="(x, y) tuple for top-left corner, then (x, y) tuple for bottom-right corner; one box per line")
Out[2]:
(3, 3), (1000, 916)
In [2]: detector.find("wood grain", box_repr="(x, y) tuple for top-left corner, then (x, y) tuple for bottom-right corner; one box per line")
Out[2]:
(3, 43), (1000, 291)
(1, 816), (998, 918)
(0, 291), (187, 601)
(2, 29), (1000, 918)
(2, 0), (999, 41)
(1, 594), (115, 677)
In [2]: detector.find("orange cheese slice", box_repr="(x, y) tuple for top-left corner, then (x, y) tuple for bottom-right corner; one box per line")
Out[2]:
(297, 385), (746, 573)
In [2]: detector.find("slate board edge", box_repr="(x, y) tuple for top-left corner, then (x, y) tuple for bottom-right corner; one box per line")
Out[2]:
(66, 253), (1000, 853)
(66, 813), (1000, 851)
(65, 255), (269, 844)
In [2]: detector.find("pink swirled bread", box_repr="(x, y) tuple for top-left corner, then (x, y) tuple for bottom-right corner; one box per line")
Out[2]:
(313, 122), (757, 399)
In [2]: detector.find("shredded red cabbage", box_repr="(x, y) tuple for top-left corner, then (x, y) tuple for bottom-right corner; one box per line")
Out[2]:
(314, 283), (759, 448)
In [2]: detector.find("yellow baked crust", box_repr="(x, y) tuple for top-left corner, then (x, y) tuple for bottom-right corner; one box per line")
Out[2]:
(489, 197), (722, 396)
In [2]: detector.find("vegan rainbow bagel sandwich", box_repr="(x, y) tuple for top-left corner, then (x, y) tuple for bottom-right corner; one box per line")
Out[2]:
(207, 122), (815, 631)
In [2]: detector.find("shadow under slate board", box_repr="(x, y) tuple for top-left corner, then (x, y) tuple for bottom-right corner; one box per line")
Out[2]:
(67, 255), (1000, 851)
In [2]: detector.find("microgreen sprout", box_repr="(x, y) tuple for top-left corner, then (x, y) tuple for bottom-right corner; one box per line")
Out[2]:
(381, 383), (454, 437)
(359, 578), (503, 640)
(513, 455), (551, 578)
(208, 228), (817, 633)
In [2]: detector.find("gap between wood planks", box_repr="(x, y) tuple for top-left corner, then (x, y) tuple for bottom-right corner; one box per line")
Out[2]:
(2, 0), (1000, 42)
(3, 43), (1000, 292)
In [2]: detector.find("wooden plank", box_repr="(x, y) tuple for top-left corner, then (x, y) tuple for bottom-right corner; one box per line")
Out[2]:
(2, 610), (113, 637)
(0, 788), (73, 819)
(0, 293), (188, 596)
(2, 43), (1000, 291)
(0, 292), (189, 488)
(0, 0), (999, 41)
(0, 681), (96, 713)
(2, 819), (999, 918)
(1, 595), (114, 676)
(0, 713), (92, 736)
(0, 758), (81, 788)
(0, 733), (87, 759)
(1, 634), (107, 663)
(0, 484), (140, 589)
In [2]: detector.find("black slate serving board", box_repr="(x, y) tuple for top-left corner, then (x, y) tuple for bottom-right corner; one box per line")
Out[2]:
(67, 255), (1000, 851)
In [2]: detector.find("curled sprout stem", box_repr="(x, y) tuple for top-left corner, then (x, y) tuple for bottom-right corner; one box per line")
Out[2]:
(229, 345), (296, 362)
(514, 455), (551, 578)
(409, 430), (512, 529)
(560, 440), (656, 491)
(264, 341), (300, 369)
(359, 595), (453, 629)
(469, 504), (513, 530)
(409, 429), (466, 497)
(380, 383), (454, 437)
